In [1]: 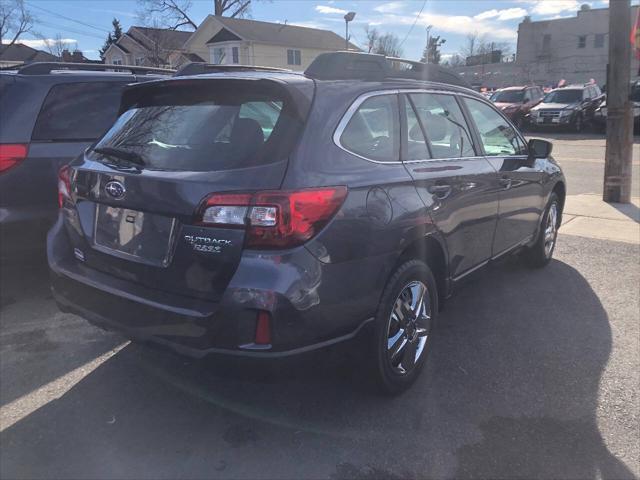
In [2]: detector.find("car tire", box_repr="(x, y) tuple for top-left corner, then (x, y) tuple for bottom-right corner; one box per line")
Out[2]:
(523, 192), (560, 268)
(370, 259), (438, 395)
(573, 114), (583, 133)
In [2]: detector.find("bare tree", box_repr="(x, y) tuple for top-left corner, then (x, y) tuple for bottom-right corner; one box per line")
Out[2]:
(442, 54), (464, 67)
(213, 0), (252, 17)
(373, 32), (403, 58)
(138, 0), (198, 30)
(43, 33), (72, 58)
(0, 0), (36, 53)
(364, 25), (379, 54)
(137, 0), (257, 30)
(459, 31), (491, 59)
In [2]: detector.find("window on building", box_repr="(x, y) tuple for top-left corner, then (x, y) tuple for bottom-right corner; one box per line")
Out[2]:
(232, 46), (239, 64)
(578, 35), (586, 48)
(594, 33), (605, 48)
(112, 57), (122, 65)
(213, 47), (225, 64)
(32, 82), (129, 141)
(287, 49), (301, 66)
(340, 94), (400, 162)
(134, 57), (144, 66)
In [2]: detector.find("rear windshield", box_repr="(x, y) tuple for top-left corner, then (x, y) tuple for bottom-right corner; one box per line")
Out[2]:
(491, 90), (524, 103)
(543, 89), (582, 104)
(91, 80), (304, 171)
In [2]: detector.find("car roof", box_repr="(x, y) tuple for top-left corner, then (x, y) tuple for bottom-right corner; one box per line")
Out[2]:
(131, 69), (484, 100)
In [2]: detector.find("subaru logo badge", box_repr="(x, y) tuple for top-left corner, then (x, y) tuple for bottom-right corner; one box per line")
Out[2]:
(105, 180), (125, 200)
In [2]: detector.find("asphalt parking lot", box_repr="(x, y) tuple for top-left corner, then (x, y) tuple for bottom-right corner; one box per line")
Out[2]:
(0, 133), (638, 479)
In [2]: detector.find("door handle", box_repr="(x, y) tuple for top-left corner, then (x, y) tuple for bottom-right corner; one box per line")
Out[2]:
(499, 177), (512, 189)
(428, 184), (452, 199)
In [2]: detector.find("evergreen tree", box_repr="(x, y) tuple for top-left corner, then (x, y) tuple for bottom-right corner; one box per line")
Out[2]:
(100, 18), (123, 60)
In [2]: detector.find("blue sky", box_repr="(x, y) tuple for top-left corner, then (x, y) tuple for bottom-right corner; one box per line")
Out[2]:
(16, 0), (622, 60)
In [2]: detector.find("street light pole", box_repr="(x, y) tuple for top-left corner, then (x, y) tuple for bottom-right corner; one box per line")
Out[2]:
(425, 25), (432, 64)
(344, 12), (356, 51)
(603, 0), (633, 203)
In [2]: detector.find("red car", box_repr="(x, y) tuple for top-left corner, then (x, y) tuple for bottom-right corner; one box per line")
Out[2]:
(490, 86), (544, 129)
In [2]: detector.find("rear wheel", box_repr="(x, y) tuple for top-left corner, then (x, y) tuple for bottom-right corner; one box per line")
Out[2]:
(523, 192), (560, 268)
(370, 260), (438, 395)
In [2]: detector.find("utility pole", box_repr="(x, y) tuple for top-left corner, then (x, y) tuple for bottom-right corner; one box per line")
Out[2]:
(425, 25), (432, 64)
(603, 0), (633, 203)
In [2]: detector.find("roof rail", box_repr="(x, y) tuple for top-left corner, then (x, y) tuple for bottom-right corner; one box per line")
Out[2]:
(174, 62), (291, 77)
(304, 51), (470, 88)
(17, 62), (174, 75)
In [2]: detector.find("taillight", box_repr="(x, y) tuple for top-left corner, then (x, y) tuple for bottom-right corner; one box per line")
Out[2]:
(0, 143), (28, 174)
(197, 186), (348, 249)
(57, 165), (72, 208)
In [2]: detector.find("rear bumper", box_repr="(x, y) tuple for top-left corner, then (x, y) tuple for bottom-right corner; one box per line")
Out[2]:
(48, 218), (385, 358)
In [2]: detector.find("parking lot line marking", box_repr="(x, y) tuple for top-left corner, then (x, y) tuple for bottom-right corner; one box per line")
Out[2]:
(0, 342), (128, 432)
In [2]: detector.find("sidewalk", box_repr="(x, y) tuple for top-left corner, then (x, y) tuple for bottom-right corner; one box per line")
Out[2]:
(561, 194), (640, 244)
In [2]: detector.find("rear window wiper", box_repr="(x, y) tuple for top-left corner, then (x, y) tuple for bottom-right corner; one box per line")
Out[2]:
(93, 147), (146, 166)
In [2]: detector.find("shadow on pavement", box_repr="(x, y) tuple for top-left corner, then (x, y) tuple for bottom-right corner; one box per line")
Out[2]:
(0, 257), (635, 479)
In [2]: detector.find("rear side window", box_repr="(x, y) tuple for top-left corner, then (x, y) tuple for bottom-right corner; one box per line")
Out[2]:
(32, 82), (128, 142)
(340, 94), (400, 162)
(464, 98), (527, 156)
(408, 93), (475, 159)
(92, 81), (304, 171)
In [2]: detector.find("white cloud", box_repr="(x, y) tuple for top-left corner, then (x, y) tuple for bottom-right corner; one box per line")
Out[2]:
(377, 11), (517, 40)
(315, 5), (348, 14)
(288, 20), (327, 29)
(374, 2), (408, 14)
(474, 7), (528, 21)
(10, 38), (77, 49)
(518, 0), (584, 16)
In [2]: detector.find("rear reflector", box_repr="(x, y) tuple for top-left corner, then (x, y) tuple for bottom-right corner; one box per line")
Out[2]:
(0, 144), (28, 174)
(57, 165), (72, 208)
(255, 311), (271, 345)
(198, 187), (348, 249)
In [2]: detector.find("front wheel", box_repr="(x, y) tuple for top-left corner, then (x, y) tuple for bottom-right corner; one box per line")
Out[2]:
(523, 192), (560, 268)
(573, 114), (583, 133)
(370, 260), (438, 395)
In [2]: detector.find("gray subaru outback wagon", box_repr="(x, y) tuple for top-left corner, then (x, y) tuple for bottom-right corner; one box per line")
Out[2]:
(48, 53), (566, 393)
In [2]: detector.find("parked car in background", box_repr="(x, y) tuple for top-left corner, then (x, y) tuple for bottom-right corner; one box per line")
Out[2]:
(48, 53), (565, 394)
(490, 85), (544, 129)
(0, 63), (172, 258)
(529, 83), (604, 132)
(593, 79), (640, 133)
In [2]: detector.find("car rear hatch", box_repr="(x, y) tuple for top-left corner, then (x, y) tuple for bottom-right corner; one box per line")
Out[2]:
(61, 75), (314, 301)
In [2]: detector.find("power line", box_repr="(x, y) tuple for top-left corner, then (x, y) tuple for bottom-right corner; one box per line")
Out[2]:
(398, 0), (427, 49)
(26, 2), (111, 34)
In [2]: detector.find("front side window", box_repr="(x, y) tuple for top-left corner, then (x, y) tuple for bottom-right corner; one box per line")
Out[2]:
(340, 94), (399, 162)
(32, 82), (128, 141)
(463, 98), (526, 156)
(409, 93), (475, 159)
(287, 49), (301, 66)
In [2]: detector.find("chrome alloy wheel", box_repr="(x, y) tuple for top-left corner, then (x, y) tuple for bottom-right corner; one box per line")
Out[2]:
(386, 280), (432, 375)
(544, 202), (559, 258)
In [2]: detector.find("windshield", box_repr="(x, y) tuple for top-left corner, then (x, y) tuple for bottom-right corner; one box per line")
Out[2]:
(543, 89), (582, 104)
(91, 82), (302, 171)
(491, 90), (524, 103)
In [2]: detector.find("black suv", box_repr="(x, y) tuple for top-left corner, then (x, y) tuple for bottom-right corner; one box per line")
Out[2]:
(530, 83), (603, 132)
(48, 53), (566, 393)
(0, 63), (171, 257)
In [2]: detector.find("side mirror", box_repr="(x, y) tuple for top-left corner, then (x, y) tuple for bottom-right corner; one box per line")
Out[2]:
(529, 138), (553, 158)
